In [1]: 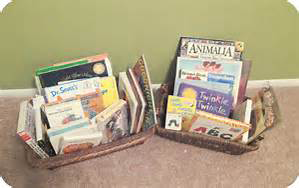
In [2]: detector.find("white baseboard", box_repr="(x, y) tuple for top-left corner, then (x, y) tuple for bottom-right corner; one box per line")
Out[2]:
(1, 79), (299, 97)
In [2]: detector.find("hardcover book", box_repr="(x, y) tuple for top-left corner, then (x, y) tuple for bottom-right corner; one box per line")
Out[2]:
(95, 99), (129, 143)
(35, 53), (113, 89)
(17, 100), (49, 158)
(132, 55), (157, 130)
(165, 95), (196, 131)
(179, 37), (244, 60)
(175, 57), (242, 106)
(178, 82), (233, 117)
(186, 111), (251, 141)
(236, 60), (252, 105)
(118, 72), (138, 133)
(127, 68), (147, 133)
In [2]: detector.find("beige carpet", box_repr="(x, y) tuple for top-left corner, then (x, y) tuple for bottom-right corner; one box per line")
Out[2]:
(0, 87), (298, 188)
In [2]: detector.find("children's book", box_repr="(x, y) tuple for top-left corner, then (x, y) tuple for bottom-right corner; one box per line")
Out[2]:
(127, 68), (147, 133)
(17, 100), (49, 158)
(95, 99), (129, 143)
(165, 95), (196, 131)
(186, 111), (251, 141)
(175, 57), (242, 106)
(237, 60), (252, 105)
(132, 55), (157, 130)
(79, 92), (105, 120)
(35, 53), (113, 90)
(118, 72), (138, 133)
(178, 82), (233, 117)
(179, 37), (244, 60)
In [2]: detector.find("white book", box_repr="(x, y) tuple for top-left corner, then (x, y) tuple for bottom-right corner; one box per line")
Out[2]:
(17, 100), (49, 158)
(32, 95), (46, 145)
(118, 72), (138, 134)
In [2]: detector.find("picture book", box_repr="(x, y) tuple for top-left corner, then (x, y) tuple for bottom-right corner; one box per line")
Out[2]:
(178, 82), (233, 117)
(186, 111), (251, 141)
(58, 76), (119, 108)
(207, 73), (235, 94)
(43, 99), (86, 128)
(118, 72), (138, 133)
(95, 99), (129, 143)
(236, 60), (252, 105)
(47, 119), (90, 154)
(132, 55), (157, 130)
(35, 53), (113, 88)
(175, 57), (242, 106)
(127, 68), (146, 133)
(17, 100), (49, 158)
(58, 131), (102, 154)
(79, 92), (105, 120)
(165, 95), (196, 131)
(179, 37), (244, 60)
(173, 78), (231, 96)
(232, 98), (252, 143)
(44, 77), (100, 103)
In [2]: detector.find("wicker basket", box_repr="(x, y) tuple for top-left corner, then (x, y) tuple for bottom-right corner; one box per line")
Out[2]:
(154, 84), (280, 155)
(26, 127), (155, 169)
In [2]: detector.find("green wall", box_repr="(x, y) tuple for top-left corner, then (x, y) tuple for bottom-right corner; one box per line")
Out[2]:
(0, 0), (298, 89)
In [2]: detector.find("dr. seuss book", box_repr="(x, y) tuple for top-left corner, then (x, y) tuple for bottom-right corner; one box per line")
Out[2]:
(58, 76), (119, 108)
(132, 55), (157, 130)
(179, 37), (244, 60)
(43, 99), (86, 128)
(35, 53), (113, 90)
(175, 57), (242, 106)
(118, 72), (138, 134)
(95, 99), (129, 143)
(127, 68), (147, 133)
(165, 95), (196, 131)
(17, 100), (49, 158)
(178, 82), (233, 117)
(186, 111), (251, 141)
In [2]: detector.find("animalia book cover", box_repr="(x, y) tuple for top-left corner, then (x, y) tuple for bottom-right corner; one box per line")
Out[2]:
(178, 82), (233, 117)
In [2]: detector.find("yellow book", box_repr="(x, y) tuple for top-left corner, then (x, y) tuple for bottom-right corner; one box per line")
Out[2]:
(99, 76), (119, 108)
(165, 95), (196, 131)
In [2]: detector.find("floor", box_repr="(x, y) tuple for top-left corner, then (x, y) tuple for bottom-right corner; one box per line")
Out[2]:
(0, 87), (298, 188)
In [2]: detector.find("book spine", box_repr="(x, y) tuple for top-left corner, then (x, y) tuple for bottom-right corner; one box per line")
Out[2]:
(18, 132), (49, 159)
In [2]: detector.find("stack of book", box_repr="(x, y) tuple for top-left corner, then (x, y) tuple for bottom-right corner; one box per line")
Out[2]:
(17, 53), (157, 158)
(165, 36), (266, 144)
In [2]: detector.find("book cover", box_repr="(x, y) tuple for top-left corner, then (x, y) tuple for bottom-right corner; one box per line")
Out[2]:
(178, 82), (233, 117)
(17, 100), (49, 158)
(179, 37), (244, 60)
(58, 131), (102, 154)
(132, 55), (157, 130)
(43, 99), (86, 128)
(118, 72), (138, 134)
(173, 78), (231, 96)
(165, 95), (196, 131)
(79, 92), (105, 120)
(175, 57), (242, 106)
(127, 68), (147, 133)
(237, 60), (252, 105)
(187, 111), (251, 141)
(95, 99), (129, 143)
(36, 54), (113, 88)
(232, 99), (252, 143)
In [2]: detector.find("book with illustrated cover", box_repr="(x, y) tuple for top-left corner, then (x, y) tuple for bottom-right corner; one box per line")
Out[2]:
(127, 68), (147, 133)
(47, 119), (90, 154)
(118, 72), (138, 133)
(132, 55), (157, 130)
(173, 78), (231, 96)
(179, 37), (244, 60)
(185, 111), (251, 141)
(35, 53), (113, 90)
(79, 92), (105, 120)
(175, 57), (242, 106)
(43, 99), (86, 128)
(17, 100), (49, 158)
(95, 99), (129, 143)
(178, 82), (233, 117)
(207, 73), (235, 94)
(165, 95), (196, 131)
(58, 76), (119, 108)
(232, 98), (252, 143)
